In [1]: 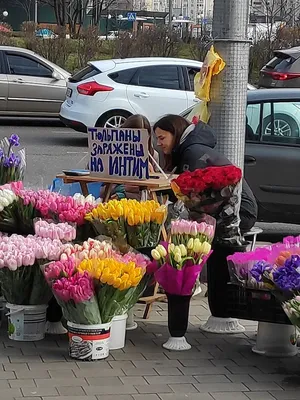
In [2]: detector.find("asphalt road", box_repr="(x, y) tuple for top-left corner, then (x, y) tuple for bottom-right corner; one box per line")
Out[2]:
(0, 118), (88, 189)
(0, 118), (299, 240)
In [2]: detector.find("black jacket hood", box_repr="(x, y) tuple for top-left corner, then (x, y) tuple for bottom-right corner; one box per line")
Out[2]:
(178, 121), (217, 152)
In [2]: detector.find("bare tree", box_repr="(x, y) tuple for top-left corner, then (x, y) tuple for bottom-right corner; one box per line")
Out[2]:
(11, 0), (35, 21)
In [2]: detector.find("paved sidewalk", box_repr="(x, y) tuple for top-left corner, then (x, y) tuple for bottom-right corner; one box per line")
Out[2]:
(0, 294), (299, 400)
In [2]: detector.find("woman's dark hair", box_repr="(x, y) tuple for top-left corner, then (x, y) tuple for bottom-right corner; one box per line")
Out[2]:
(153, 115), (190, 171)
(121, 114), (154, 157)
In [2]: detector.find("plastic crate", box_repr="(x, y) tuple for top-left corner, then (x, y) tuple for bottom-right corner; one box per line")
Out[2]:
(226, 283), (291, 325)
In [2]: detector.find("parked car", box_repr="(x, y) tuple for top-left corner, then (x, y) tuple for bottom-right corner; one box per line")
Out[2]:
(60, 57), (204, 132)
(181, 88), (300, 224)
(259, 47), (300, 88)
(0, 46), (70, 117)
(99, 31), (119, 40)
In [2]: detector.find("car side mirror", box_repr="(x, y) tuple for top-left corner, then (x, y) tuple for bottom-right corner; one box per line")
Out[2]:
(52, 71), (62, 80)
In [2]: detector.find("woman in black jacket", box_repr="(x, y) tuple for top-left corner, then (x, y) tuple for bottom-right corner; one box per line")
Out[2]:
(153, 114), (258, 233)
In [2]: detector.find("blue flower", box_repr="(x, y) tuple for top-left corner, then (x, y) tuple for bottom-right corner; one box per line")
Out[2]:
(8, 134), (20, 147)
(250, 260), (273, 282)
(2, 153), (21, 168)
(0, 148), (3, 158)
(273, 255), (300, 291)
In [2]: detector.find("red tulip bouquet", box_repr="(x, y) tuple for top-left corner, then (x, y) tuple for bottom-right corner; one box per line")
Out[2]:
(171, 165), (243, 244)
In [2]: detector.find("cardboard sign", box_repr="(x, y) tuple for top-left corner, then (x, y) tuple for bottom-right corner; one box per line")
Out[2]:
(88, 127), (149, 180)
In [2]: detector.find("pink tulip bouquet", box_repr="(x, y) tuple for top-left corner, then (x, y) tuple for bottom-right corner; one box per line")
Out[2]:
(0, 234), (64, 305)
(35, 219), (76, 242)
(43, 258), (101, 325)
(171, 219), (215, 247)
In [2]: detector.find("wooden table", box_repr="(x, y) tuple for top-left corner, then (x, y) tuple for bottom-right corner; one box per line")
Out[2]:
(57, 172), (176, 319)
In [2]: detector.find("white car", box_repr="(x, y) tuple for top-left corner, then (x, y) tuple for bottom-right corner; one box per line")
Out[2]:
(59, 57), (203, 132)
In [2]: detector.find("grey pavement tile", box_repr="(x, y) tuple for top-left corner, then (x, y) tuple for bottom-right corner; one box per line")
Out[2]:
(57, 386), (86, 396)
(76, 361), (111, 369)
(0, 370), (15, 379)
(15, 370), (50, 379)
(35, 377), (87, 387)
(15, 398), (42, 400)
(179, 366), (228, 375)
(132, 395), (160, 400)
(0, 387), (22, 399)
(48, 369), (76, 378)
(9, 378), (35, 388)
(0, 379), (10, 388)
(168, 383), (199, 393)
(250, 374), (290, 383)
(111, 351), (145, 361)
(154, 367), (182, 376)
(108, 361), (135, 369)
(159, 394), (214, 400)
(95, 396), (133, 400)
(22, 386), (58, 397)
(146, 375), (197, 384)
(135, 384), (173, 394)
(142, 352), (170, 361)
(74, 367), (125, 378)
(243, 382), (283, 391)
(3, 363), (29, 371)
(269, 392), (300, 400)
(123, 368), (157, 376)
(211, 359), (237, 367)
(245, 393), (277, 400)
(226, 366), (262, 375)
(195, 383), (249, 392)
(178, 359), (215, 367)
(226, 375), (256, 383)
(210, 393), (250, 400)
(86, 377), (123, 386)
(133, 360), (182, 368)
(43, 397), (97, 400)
(9, 355), (43, 363)
(120, 376), (149, 385)
(84, 384), (137, 395)
(195, 375), (231, 383)
(28, 362), (79, 371)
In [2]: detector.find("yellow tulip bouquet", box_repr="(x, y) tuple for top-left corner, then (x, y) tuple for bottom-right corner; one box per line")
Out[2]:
(86, 199), (167, 250)
(147, 218), (214, 296)
(44, 253), (148, 324)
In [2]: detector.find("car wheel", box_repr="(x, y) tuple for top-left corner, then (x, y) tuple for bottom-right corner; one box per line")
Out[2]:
(96, 110), (131, 128)
(263, 113), (299, 137)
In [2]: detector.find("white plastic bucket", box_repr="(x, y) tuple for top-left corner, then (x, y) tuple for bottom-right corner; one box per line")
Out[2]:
(67, 321), (111, 361)
(6, 303), (47, 341)
(110, 314), (128, 350)
(252, 322), (298, 357)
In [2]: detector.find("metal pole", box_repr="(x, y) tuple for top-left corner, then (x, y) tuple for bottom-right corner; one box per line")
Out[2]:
(209, 0), (250, 169)
(168, 0), (173, 30)
(34, 0), (38, 24)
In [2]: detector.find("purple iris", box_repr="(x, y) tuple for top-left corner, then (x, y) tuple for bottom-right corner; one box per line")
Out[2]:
(0, 148), (3, 159)
(2, 153), (21, 168)
(250, 260), (273, 282)
(8, 134), (20, 147)
(273, 255), (300, 291)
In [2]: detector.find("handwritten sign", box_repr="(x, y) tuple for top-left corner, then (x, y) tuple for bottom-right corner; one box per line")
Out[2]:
(88, 127), (149, 180)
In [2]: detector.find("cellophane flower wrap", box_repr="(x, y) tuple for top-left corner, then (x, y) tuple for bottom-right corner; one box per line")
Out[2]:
(239, 236), (300, 331)
(148, 219), (214, 296)
(85, 199), (167, 251)
(171, 165), (243, 244)
(43, 258), (101, 325)
(0, 135), (26, 185)
(43, 246), (149, 324)
(34, 219), (76, 242)
(0, 234), (63, 305)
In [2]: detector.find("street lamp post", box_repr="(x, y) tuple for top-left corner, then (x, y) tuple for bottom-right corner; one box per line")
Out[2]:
(2, 10), (8, 18)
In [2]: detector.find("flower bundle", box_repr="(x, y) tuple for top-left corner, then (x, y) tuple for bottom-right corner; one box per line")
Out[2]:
(0, 134), (26, 185)
(282, 296), (300, 330)
(86, 199), (167, 250)
(59, 238), (115, 265)
(149, 237), (212, 296)
(35, 220), (76, 242)
(43, 254), (147, 325)
(0, 188), (18, 233)
(171, 219), (214, 246)
(171, 165), (243, 244)
(0, 234), (64, 305)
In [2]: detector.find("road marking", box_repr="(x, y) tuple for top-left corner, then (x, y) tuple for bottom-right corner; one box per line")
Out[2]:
(52, 130), (74, 134)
